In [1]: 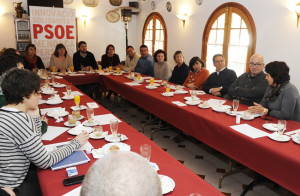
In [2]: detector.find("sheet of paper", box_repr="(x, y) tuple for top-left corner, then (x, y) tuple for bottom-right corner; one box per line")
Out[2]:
(124, 82), (142, 86)
(86, 102), (99, 108)
(40, 107), (63, 115)
(44, 141), (93, 152)
(230, 124), (269, 139)
(62, 186), (81, 196)
(41, 126), (69, 141)
(142, 76), (152, 80)
(55, 76), (63, 79)
(93, 114), (122, 125)
(172, 101), (187, 106)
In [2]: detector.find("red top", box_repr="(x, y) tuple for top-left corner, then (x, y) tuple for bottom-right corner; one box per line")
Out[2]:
(183, 68), (209, 90)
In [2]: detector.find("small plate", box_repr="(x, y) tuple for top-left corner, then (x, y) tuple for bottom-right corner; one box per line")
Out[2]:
(105, 134), (127, 142)
(47, 111), (69, 118)
(262, 123), (278, 132)
(62, 95), (74, 100)
(126, 75), (135, 79)
(241, 116), (255, 121)
(99, 72), (111, 75)
(42, 90), (58, 95)
(53, 83), (66, 88)
(226, 111), (243, 116)
(113, 73), (122, 76)
(89, 131), (108, 139)
(68, 126), (94, 135)
(102, 143), (131, 154)
(174, 90), (188, 94)
(71, 105), (88, 111)
(146, 85), (158, 89)
(58, 73), (68, 76)
(292, 135), (300, 144)
(184, 97), (200, 101)
(51, 72), (58, 75)
(46, 99), (63, 105)
(268, 132), (290, 142)
(86, 71), (95, 74)
(159, 175), (175, 194)
(78, 71), (86, 73)
(185, 100), (201, 106)
(134, 79), (144, 83)
(212, 105), (231, 113)
(82, 120), (98, 127)
(198, 104), (210, 109)
(161, 92), (174, 97)
(64, 121), (81, 127)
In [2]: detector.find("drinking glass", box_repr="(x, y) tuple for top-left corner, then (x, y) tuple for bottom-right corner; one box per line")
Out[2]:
(68, 115), (77, 125)
(52, 66), (56, 72)
(277, 120), (286, 136)
(137, 73), (141, 81)
(66, 85), (72, 96)
(98, 65), (102, 71)
(110, 119), (118, 137)
(109, 66), (113, 72)
(94, 125), (103, 137)
(116, 67), (120, 74)
(140, 144), (151, 161)
(70, 66), (74, 72)
(150, 77), (154, 86)
(74, 94), (80, 108)
(50, 75), (55, 84)
(44, 79), (50, 89)
(232, 99), (239, 113)
(190, 90), (197, 101)
(86, 107), (94, 122)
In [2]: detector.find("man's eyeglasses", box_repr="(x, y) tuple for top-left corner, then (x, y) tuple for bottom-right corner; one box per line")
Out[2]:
(249, 62), (263, 67)
(214, 60), (224, 63)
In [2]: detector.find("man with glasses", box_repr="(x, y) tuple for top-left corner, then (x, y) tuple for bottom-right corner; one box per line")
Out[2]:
(203, 54), (237, 97)
(224, 54), (268, 105)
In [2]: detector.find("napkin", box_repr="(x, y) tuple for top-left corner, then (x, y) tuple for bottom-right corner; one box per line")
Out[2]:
(87, 102), (99, 108)
(69, 73), (85, 76)
(92, 148), (104, 159)
(172, 101), (187, 107)
(124, 82), (142, 86)
(55, 76), (63, 79)
(63, 91), (83, 96)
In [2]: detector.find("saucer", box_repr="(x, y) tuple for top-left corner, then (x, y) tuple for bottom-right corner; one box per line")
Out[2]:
(146, 85), (158, 89)
(174, 90), (188, 94)
(212, 105), (231, 113)
(184, 97), (200, 101)
(64, 121), (81, 127)
(159, 175), (175, 194)
(161, 92), (174, 97)
(225, 111), (243, 116)
(62, 95), (74, 100)
(113, 73), (122, 76)
(105, 134), (127, 142)
(71, 105), (88, 111)
(185, 100), (201, 106)
(262, 123), (278, 132)
(82, 120), (98, 127)
(42, 90), (58, 95)
(89, 131), (108, 139)
(198, 104), (210, 109)
(102, 143), (131, 155)
(68, 126), (94, 135)
(268, 132), (290, 142)
(46, 99), (63, 105)
(53, 83), (66, 88)
(292, 135), (300, 145)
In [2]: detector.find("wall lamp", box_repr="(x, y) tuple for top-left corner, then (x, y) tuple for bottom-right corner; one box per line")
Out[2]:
(82, 15), (87, 27)
(296, 3), (300, 27)
(177, 13), (189, 27)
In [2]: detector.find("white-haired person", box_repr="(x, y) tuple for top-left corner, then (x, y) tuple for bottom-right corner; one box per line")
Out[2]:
(80, 151), (162, 196)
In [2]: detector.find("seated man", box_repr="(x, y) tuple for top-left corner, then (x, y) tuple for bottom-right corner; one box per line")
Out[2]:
(80, 151), (162, 196)
(134, 45), (154, 77)
(202, 54), (237, 97)
(73, 41), (98, 71)
(224, 54), (268, 106)
(123, 46), (140, 71)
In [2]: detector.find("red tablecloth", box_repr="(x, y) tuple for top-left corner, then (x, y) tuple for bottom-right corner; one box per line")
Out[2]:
(102, 74), (300, 195)
(38, 77), (222, 196)
(63, 74), (101, 85)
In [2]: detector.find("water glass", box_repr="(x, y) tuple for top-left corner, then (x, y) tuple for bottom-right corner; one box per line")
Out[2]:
(232, 99), (239, 112)
(94, 125), (103, 137)
(190, 90), (197, 101)
(140, 144), (151, 161)
(50, 75), (55, 84)
(86, 107), (94, 122)
(277, 120), (286, 136)
(66, 85), (72, 96)
(68, 115), (77, 125)
(110, 119), (118, 136)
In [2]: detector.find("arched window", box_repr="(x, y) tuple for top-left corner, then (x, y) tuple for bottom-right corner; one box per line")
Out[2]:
(202, 3), (256, 76)
(142, 12), (167, 56)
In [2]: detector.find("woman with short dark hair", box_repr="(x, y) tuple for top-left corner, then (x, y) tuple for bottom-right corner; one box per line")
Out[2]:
(101, 44), (120, 69)
(153, 49), (171, 80)
(183, 56), (210, 90)
(249, 61), (300, 121)
(0, 69), (89, 195)
(50, 43), (72, 72)
(168, 51), (190, 85)
(23, 44), (45, 71)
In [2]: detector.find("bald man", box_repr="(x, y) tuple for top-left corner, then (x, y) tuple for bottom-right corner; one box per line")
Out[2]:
(224, 54), (268, 106)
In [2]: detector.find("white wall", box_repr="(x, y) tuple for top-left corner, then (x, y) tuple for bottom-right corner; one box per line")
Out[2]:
(1, 0), (300, 89)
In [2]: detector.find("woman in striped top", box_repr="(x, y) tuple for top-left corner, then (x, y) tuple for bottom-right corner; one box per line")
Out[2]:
(0, 69), (89, 195)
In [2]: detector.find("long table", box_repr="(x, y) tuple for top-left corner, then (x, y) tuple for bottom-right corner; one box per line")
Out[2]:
(100, 74), (300, 195)
(38, 77), (222, 196)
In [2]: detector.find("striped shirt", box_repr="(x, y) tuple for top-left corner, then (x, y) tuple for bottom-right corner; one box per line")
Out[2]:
(0, 107), (81, 188)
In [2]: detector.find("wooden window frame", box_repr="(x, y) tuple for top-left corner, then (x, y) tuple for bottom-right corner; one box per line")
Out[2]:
(142, 12), (168, 56)
(201, 3), (256, 72)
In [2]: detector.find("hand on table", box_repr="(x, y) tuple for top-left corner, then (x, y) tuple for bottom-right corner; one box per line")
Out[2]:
(187, 83), (197, 90)
(1, 187), (15, 196)
(248, 102), (268, 115)
(75, 131), (89, 147)
(210, 87), (222, 95)
(213, 91), (221, 97)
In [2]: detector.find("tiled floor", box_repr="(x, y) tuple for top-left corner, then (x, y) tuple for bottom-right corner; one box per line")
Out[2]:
(96, 95), (296, 196)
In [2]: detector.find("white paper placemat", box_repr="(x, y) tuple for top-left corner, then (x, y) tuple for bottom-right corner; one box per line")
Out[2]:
(230, 124), (269, 139)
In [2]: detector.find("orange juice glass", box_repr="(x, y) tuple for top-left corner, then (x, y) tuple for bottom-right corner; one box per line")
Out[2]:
(70, 66), (74, 72)
(137, 74), (141, 81)
(74, 95), (80, 107)
(52, 66), (56, 72)
(109, 66), (113, 72)
(116, 67), (120, 74)
(150, 78), (154, 86)
(98, 65), (102, 71)
(166, 87), (170, 93)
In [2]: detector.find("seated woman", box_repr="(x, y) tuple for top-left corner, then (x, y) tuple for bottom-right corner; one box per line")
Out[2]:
(168, 51), (190, 85)
(0, 69), (89, 195)
(248, 61), (300, 121)
(50, 43), (72, 72)
(23, 44), (45, 71)
(101, 44), (120, 69)
(153, 49), (171, 81)
(183, 56), (210, 90)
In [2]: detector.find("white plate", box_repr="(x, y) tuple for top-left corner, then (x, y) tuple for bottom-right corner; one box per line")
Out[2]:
(184, 97), (200, 101)
(146, 85), (158, 89)
(113, 73), (122, 76)
(68, 126), (94, 135)
(78, 71), (86, 73)
(58, 73), (68, 76)
(42, 90), (58, 95)
(64, 121), (81, 127)
(47, 111), (69, 118)
(75, 115), (84, 121)
(89, 131), (108, 139)
(134, 79), (144, 83)
(185, 100), (201, 106)
(51, 72), (58, 75)
(241, 116), (255, 121)
(82, 120), (98, 127)
(198, 104), (210, 109)
(62, 95), (74, 100)
(102, 143), (131, 154)
(174, 90), (188, 94)
(161, 92), (174, 97)
(86, 71), (95, 74)
(105, 134), (127, 142)
(53, 84), (66, 88)
(268, 132), (290, 142)
(292, 135), (300, 144)
(225, 111), (243, 116)
(45, 99), (63, 105)
(212, 105), (231, 113)
(126, 75), (135, 79)
(71, 105), (88, 111)
(262, 123), (278, 132)
(99, 72), (111, 75)
(159, 175), (175, 194)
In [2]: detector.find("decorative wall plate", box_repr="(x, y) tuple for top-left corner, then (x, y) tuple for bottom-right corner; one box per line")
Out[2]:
(109, 0), (122, 6)
(195, 0), (203, 5)
(63, 0), (74, 5)
(106, 10), (120, 23)
(82, 0), (98, 7)
(166, 1), (172, 12)
(151, 1), (156, 10)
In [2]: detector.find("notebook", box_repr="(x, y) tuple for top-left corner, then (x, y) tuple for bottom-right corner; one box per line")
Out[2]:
(51, 150), (90, 171)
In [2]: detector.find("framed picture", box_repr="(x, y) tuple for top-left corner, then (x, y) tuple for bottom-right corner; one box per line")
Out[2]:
(166, 2), (172, 12)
